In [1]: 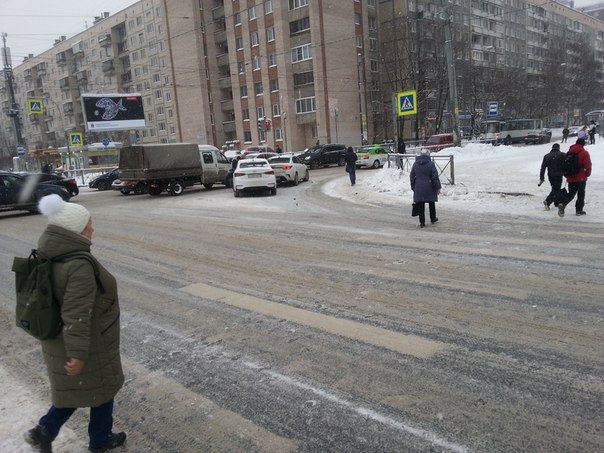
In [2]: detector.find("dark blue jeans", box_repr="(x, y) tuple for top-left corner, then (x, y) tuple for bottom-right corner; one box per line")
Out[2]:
(39, 399), (114, 449)
(346, 164), (356, 185)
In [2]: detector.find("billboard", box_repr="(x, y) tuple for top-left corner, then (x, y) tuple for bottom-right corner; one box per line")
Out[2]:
(81, 93), (146, 131)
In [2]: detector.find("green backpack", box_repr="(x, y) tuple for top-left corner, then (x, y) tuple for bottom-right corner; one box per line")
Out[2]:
(12, 249), (104, 340)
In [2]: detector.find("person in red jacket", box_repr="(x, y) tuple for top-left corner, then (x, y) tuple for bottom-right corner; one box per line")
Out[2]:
(558, 138), (592, 217)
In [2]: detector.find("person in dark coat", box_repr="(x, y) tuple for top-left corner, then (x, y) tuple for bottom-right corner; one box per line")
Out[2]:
(344, 146), (358, 186)
(410, 148), (442, 228)
(588, 121), (596, 144)
(275, 145), (282, 154)
(558, 138), (592, 217)
(24, 195), (126, 453)
(539, 143), (565, 210)
(561, 127), (569, 143)
(397, 137), (406, 154)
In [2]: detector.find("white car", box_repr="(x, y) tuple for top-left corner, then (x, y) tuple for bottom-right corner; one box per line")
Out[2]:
(269, 154), (310, 185)
(244, 152), (279, 161)
(233, 158), (277, 197)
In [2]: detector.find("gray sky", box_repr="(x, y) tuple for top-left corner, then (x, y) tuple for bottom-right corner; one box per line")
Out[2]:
(0, 0), (601, 66)
(0, 0), (138, 65)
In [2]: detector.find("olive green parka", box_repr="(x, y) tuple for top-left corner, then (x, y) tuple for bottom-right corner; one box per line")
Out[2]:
(37, 224), (124, 408)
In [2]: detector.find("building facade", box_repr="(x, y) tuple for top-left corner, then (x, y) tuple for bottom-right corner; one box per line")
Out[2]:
(2, 0), (604, 161)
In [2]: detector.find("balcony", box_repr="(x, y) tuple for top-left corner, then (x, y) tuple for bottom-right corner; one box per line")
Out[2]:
(121, 71), (132, 84)
(71, 41), (84, 56)
(218, 76), (232, 89)
(117, 42), (128, 54)
(212, 5), (225, 20)
(216, 52), (229, 66)
(36, 62), (47, 74)
(102, 60), (115, 73)
(24, 69), (33, 80)
(222, 120), (236, 133)
(75, 70), (88, 84)
(295, 111), (316, 125)
(59, 77), (70, 90)
(46, 131), (57, 141)
(63, 102), (74, 114)
(56, 52), (67, 65)
(220, 99), (234, 111)
(98, 33), (112, 47)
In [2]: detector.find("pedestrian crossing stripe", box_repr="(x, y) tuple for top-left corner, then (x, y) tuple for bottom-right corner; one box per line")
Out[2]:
(27, 99), (44, 114)
(396, 90), (417, 116)
(69, 132), (83, 146)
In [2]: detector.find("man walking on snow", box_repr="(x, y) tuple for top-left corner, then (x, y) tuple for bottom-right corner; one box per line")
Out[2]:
(558, 138), (592, 217)
(539, 143), (565, 210)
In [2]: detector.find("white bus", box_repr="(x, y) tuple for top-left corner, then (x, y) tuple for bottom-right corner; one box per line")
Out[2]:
(481, 118), (543, 145)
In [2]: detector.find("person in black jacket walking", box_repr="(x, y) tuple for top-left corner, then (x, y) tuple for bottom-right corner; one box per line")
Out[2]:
(539, 143), (565, 210)
(410, 148), (442, 228)
(344, 147), (358, 185)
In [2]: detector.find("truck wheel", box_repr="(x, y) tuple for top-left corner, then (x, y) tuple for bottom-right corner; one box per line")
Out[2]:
(338, 157), (346, 167)
(149, 187), (162, 196)
(120, 189), (131, 196)
(372, 160), (380, 169)
(504, 135), (512, 145)
(293, 173), (299, 186)
(168, 181), (185, 196)
(310, 160), (319, 170)
(203, 183), (214, 190)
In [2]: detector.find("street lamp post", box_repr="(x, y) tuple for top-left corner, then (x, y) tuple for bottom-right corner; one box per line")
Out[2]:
(444, 11), (461, 146)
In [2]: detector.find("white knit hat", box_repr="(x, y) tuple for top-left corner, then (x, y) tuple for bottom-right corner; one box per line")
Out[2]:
(420, 147), (430, 155)
(38, 194), (90, 234)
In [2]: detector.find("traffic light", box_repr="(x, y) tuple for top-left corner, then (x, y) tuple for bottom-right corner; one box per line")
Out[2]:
(257, 117), (266, 131)
(265, 118), (271, 131)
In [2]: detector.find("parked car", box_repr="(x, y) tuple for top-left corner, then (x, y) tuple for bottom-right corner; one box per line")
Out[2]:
(89, 168), (120, 191)
(268, 154), (310, 185)
(232, 158), (277, 197)
(111, 178), (148, 195)
(524, 129), (552, 145)
(24, 173), (79, 196)
(0, 171), (71, 214)
(241, 145), (275, 157)
(298, 144), (347, 169)
(568, 126), (581, 137)
(355, 145), (393, 169)
(422, 133), (456, 152)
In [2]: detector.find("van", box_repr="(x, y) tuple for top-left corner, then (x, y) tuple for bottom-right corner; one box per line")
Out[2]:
(422, 133), (455, 152)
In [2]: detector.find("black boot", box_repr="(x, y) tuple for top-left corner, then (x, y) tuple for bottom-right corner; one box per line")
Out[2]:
(24, 425), (53, 453)
(89, 432), (127, 452)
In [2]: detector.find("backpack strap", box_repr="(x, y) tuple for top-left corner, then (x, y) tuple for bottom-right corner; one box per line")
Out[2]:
(50, 251), (106, 294)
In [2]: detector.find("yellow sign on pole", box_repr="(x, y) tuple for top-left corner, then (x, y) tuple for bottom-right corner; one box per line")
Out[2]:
(28, 99), (44, 114)
(68, 132), (83, 146)
(396, 91), (417, 117)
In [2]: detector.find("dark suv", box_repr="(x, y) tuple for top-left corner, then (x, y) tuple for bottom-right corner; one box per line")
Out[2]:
(0, 172), (71, 214)
(298, 144), (347, 169)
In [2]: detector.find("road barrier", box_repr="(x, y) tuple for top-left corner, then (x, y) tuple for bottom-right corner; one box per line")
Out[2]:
(387, 153), (455, 185)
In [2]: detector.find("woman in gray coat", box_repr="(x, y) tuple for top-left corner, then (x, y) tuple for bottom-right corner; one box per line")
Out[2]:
(410, 148), (442, 228)
(24, 195), (126, 453)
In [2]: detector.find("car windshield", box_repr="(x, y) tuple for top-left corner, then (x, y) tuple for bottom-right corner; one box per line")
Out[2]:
(240, 161), (268, 168)
(269, 157), (290, 164)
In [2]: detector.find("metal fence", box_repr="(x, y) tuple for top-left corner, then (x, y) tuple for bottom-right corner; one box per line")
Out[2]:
(387, 153), (455, 185)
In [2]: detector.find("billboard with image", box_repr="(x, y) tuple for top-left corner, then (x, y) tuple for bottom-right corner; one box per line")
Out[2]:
(81, 93), (146, 131)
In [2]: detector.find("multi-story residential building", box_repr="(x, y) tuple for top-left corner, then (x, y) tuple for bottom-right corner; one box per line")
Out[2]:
(2, 0), (604, 163)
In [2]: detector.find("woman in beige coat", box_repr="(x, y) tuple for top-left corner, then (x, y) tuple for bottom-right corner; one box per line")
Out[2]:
(24, 194), (126, 453)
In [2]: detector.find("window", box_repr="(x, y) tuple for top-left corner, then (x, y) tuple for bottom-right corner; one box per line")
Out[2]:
(249, 6), (256, 20)
(155, 89), (162, 99)
(265, 0), (273, 14)
(289, 0), (308, 10)
(268, 53), (277, 66)
(370, 60), (378, 72)
(255, 82), (263, 95)
(165, 92), (171, 101)
(250, 32), (259, 47)
(242, 108), (250, 120)
(257, 107), (264, 118)
(147, 23), (155, 33)
(356, 36), (363, 48)
(244, 131), (252, 142)
(296, 96), (316, 113)
(369, 38), (378, 51)
(236, 37), (243, 50)
(272, 103), (281, 116)
(234, 12), (241, 26)
(291, 44), (312, 62)
(275, 128), (282, 140)
(368, 0), (376, 6)
(157, 105), (164, 114)
(354, 13), (362, 25)
(270, 78), (279, 91)
(252, 55), (261, 70)
(293, 71), (314, 86)
(238, 61), (245, 73)
(240, 85), (248, 97)
(290, 17), (310, 34)
(153, 73), (161, 83)
(267, 27), (275, 42)
(368, 16), (377, 30)
(159, 122), (166, 131)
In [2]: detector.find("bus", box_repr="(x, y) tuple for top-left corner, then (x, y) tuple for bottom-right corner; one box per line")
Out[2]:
(481, 118), (544, 145)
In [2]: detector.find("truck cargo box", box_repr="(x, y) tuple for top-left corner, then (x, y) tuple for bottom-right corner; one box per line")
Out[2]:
(119, 143), (202, 180)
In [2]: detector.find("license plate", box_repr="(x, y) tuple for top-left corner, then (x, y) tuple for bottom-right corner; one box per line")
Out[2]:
(248, 174), (262, 178)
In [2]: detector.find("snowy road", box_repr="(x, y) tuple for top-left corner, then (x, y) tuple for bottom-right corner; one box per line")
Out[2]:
(1, 159), (602, 452)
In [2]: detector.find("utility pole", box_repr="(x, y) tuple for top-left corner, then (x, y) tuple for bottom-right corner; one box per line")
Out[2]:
(2, 33), (25, 151)
(443, 8), (461, 146)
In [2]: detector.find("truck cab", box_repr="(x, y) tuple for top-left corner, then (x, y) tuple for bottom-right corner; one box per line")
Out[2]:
(198, 145), (231, 187)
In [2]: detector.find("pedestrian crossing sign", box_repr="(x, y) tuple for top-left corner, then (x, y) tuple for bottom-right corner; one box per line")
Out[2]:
(28, 99), (44, 114)
(68, 132), (83, 146)
(396, 91), (417, 117)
